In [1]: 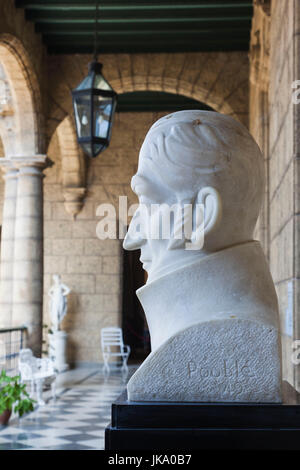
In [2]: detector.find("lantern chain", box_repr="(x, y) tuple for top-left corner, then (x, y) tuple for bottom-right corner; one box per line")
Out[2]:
(93, 0), (99, 61)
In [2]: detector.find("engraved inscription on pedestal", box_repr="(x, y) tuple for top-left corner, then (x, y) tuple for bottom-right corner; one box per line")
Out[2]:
(128, 319), (282, 403)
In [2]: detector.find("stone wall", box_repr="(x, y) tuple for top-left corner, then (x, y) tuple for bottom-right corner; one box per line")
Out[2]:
(268, 0), (295, 385)
(47, 51), (249, 145)
(250, 0), (300, 388)
(43, 111), (166, 364)
(294, 0), (300, 392)
(0, 137), (4, 222)
(249, 1), (271, 259)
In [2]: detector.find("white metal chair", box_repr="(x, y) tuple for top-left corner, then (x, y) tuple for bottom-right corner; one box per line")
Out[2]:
(101, 327), (130, 373)
(18, 349), (56, 406)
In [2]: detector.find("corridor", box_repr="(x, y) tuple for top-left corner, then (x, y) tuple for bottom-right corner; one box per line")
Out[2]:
(0, 367), (133, 450)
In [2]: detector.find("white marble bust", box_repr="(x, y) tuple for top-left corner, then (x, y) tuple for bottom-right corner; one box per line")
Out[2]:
(123, 110), (282, 403)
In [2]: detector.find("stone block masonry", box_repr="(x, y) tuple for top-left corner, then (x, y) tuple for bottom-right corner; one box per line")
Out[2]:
(43, 112), (170, 364)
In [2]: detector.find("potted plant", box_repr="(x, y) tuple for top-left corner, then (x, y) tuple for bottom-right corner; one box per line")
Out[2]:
(0, 370), (35, 425)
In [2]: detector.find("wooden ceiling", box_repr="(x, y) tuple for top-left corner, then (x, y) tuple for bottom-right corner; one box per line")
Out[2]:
(15, 0), (253, 55)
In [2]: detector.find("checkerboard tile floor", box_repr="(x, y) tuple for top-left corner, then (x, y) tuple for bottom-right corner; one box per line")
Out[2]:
(0, 367), (135, 450)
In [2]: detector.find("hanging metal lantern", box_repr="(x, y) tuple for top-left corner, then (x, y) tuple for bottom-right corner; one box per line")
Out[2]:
(71, 0), (117, 158)
(72, 61), (117, 158)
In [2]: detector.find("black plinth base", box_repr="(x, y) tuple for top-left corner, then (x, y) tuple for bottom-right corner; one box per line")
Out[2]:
(105, 382), (300, 450)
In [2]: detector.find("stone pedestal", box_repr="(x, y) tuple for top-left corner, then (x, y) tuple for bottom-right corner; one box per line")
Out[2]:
(105, 383), (300, 450)
(128, 319), (282, 403)
(12, 156), (47, 355)
(0, 163), (18, 327)
(128, 242), (282, 403)
(48, 331), (68, 373)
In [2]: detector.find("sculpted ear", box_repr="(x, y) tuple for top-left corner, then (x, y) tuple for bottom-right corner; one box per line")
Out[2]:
(197, 186), (222, 236)
(168, 186), (222, 251)
(184, 186), (222, 250)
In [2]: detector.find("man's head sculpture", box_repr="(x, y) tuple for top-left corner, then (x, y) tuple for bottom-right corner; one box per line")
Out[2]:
(123, 110), (264, 283)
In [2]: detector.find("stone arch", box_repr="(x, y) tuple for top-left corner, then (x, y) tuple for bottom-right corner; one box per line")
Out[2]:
(0, 33), (44, 157)
(113, 76), (234, 116)
(47, 52), (249, 144)
(55, 115), (86, 219)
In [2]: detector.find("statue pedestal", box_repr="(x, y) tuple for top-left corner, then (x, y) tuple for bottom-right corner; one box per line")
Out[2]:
(48, 331), (68, 373)
(105, 383), (300, 450)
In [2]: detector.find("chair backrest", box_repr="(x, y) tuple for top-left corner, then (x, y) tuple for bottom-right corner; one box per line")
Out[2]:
(19, 349), (35, 380)
(19, 348), (34, 365)
(101, 327), (124, 352)
(19, 349), (55, 380)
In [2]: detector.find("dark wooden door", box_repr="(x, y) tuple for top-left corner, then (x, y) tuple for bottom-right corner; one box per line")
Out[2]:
(122, 248), (150, 361)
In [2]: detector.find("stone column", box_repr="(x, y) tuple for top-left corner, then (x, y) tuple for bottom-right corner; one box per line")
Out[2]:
(12, 156), (47, 356)
(0, 162), (18, 328)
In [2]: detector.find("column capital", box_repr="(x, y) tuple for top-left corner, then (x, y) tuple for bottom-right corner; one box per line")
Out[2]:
(10, 155), (48, 169)
(0, 159), (19, 178)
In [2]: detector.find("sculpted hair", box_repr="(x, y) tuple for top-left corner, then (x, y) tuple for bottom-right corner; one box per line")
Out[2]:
(140, 110), (264, 207)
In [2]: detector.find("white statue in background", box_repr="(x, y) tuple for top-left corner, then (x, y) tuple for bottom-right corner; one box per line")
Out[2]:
(48, 274), (71, 332)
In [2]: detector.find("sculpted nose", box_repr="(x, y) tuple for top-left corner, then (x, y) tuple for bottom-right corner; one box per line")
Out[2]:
(123, 229), (145, 251)
(123, 201), (150, 251)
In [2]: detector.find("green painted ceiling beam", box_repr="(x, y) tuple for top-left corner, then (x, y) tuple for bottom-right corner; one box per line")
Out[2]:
(45, 37), (249, 47)
(35, 16), (252, 25)
(43, 31), (249, 42)
(35, 19), (251, 34)
(42, 34), (249, 44)
(25, 9), (252, 21)
(47, 41), (249, 54)
(16, 0), (252, 9)
(15, 0), (252, 54)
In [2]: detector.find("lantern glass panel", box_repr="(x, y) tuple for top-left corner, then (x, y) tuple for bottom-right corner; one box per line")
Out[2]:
(73, 94), (91, 139)
(80, 142), (106, 158)
(93, 143), (105, 155)
(93, 95), (113, 139)
(81, 143), (92, 157)
(76, 74), (93, 91)
(94, 74), (113, 91)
